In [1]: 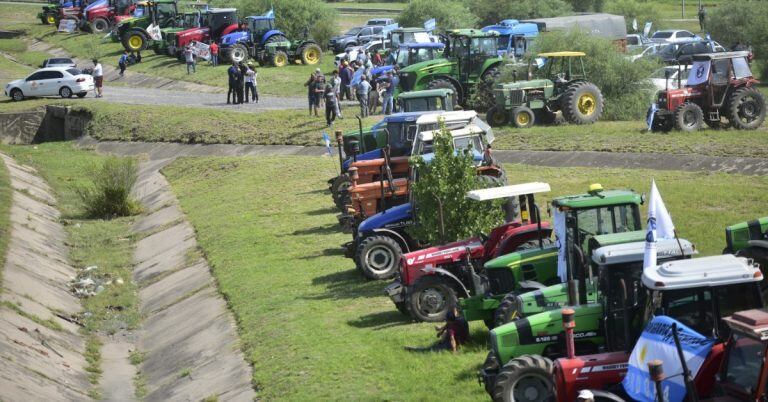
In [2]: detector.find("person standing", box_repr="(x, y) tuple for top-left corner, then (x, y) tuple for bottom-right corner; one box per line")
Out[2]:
(331, 70), (342, 119)
(314, 70), (326, 113)
(698, 5), (706, 31)
(372, 51), (383, 67)
(227, 62), (241, 104)
(92, 58), (103, 98)
(244, 62), (258, 103)
(390, 67), (400, 113)
(118, 50), (128, 76)
(380, 72), (393, 115)
(209, 40), (219, 67)
(356, 75), (371, 118)
(304, 72), (317, 116)
(324, 84), (338, 127)
(185, 43), (196, 74)
(237, 62), (247, 104)
(340, 61), (353, 101)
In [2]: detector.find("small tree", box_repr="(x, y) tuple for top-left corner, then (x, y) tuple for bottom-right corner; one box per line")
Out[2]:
(605, 0), (661, 35)
(399, 0), (478, 31)
(409, 124), (503, 245)
(708, 1), (768, 78)
(473, 0), (571, 25)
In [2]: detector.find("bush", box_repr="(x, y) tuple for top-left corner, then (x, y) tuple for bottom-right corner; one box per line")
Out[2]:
(473, 0), (571, 25)
(605, 0), (661, 34)
(505, 29), (659, 120)
(75, 157), (140, 218)
(708, 1), (768, 78)
(409, 124), (503, 245)
(398, 0), (478, 31)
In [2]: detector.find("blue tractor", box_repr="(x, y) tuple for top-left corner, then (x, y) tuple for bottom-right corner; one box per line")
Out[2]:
(219, 14), (322, 66)
(481, 19), (538, 59)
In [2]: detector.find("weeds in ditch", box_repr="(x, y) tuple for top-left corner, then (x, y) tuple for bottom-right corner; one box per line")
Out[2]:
(74, 157), (141, 219)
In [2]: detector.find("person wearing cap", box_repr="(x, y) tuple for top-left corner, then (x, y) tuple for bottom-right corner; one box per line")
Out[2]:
(405, 307), (469, 353)
(577, 390), (594, 402)
(244, 62), (258, 103)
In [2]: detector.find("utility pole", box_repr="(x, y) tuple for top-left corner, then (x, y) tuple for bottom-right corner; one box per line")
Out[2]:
(682, 0), (685, 19)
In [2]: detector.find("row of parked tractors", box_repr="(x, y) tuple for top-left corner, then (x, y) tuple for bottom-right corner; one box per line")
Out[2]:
(37, 0), (322, 67)
(325, 83), (768, 400)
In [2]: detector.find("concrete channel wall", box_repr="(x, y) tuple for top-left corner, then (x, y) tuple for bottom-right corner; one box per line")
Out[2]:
(0, 105), (90, 145)
(0, 153), (91, 400)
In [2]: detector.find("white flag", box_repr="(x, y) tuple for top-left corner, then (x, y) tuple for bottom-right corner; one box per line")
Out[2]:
(643, 180), (675, 270)
(632, 18), (638, 31)
(553, 207), (567, 282)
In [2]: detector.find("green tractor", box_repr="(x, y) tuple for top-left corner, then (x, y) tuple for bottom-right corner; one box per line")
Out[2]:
(111, 0), (179, 52)
(397, 29), (504, 108)
(459, 184), (644, 328)
(724, 217), (768, 273)
(38, 0), (60, 25)
(149, 10), (196, 55)
(485, 52), (604, 128)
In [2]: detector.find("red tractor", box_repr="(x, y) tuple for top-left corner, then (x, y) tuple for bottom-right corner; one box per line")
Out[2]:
(166, 8), (238, 58)
(385, 182), (552, 321)
(81, 0), (136, 33)
(650, 51), (766, 132)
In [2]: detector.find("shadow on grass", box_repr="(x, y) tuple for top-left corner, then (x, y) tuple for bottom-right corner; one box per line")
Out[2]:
(306, 268), (382, 300)
(297, 188), (328, 195)
(288, 223), (338, 236)
(297, 247), (344, 260)
(304, 206), (336, 216)
(346, 310), (412, 330)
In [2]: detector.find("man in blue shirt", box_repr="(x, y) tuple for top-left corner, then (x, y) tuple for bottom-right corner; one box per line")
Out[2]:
(118, 50), (129, 76)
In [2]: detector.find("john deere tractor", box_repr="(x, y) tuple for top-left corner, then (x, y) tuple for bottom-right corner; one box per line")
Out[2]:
(397, 29), (504, 108)
(219, 14), (321, 67)
(111, 0), (179, 52)
(486, 52), (604, 128)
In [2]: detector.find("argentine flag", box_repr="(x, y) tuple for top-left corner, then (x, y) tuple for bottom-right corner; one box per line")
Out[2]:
(622, 316), (714, 402)
(264, 9), (274, 18)
(643, 180), (675, 270)
(553, 207), (567, 282)
(322, 132), (333, 156)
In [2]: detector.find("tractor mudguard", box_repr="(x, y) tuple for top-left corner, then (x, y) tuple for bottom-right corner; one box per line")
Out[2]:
(749, 240), (768, 250)
(343, 148), (384, 171)
(220, 23), (239, 37)
(372, 228), (411, 254)
(517, 280), (546, 290)
(261, 29), (285, 44)
(420, 266), (471, 298)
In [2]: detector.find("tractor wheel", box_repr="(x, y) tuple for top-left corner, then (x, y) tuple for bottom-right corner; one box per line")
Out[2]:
(331, 174), (352, 212)
(473, 66), (501, 111)
(43, 14), (56, 25)
(511, 106), (535, 129)
(122, 30), (148, 52)
(355, 235), (402, 280)
(266, 34), (288, 45)
(492, 355), (555, 402)
(493, 293), (522, 328)
(727, 87), (766, 130)
(300, 43), (322, 65)
(486, 106), (510, 127)
(673, 103), (704, 132)
(228, 44), (249, 64)
(427, 78), (460, 109)
(477, 174), (504, 188)
(408, 276), (459, 322)
(271, 50), (289, 67)
(90, 17), (110, 33)
(394, 301), (409, 315)
(561, 81), (604, 125)
(482, 352), (501, 397)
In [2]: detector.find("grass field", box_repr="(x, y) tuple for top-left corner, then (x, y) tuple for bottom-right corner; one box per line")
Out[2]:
(162, 154), (768, 400)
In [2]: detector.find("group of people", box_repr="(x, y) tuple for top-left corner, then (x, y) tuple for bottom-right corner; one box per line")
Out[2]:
(227, 61), (259, 105)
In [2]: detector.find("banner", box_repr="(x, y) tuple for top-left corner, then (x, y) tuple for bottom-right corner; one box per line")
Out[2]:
(424, 18), (436, 32)
(622, 316), (714, 402)
(58, 19), (77, 33)
(553, 207), (567, 282)
(643, 22), (653, 37)
(687, 61), (710, 86)
(322, 132), (333, 155)
(190, 41), (211, 61)
(382, 23), (400, 36)
(146, 23), (161, 41)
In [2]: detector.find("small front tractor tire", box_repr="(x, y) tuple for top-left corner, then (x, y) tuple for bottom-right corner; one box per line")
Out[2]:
(300, 43), (322, 65)
(492, 355), (555, 402)
(427, 78), (460, 109)
(674, 102), (704, 132)
(727, 87), (766, 130)
(486, 106), (510, 127)
(408, 276), (459, 322)
(331, 174), (352, 212)
(511, 106), (535, 128)
(355, 235), (402, 280)
(493, 293), (522, 328)
(43, 14), (57, 25)
(561, 81), (604, 124)
(271, 50), (289, 67)
(90, 17), (110, 33)
(228, 43), (249, 63)
(123, 30), (148, 52)
(482, 352), (501, 397)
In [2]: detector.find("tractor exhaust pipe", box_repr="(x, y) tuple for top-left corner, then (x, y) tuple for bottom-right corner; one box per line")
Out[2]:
(672, 323), (700, 402)
(562, 308), (576, 359)
(335, 130), (344, 172)
(648, 360), (665, 402)
(567, 279), (579, 307)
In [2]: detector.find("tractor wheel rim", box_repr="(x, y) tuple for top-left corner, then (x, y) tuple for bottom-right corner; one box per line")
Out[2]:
(305, 49), (319, 64)
(129, 35), (142, 49)
(577, 93), (596, 115)
(683, 110), (697, 127)
(418, 287), (447, 316)
(516, 112), (529, 125)
(740, 99), (758, 121)
(491, 111), (506, 125)
(276, 55), (286, 66)
(511, 374), (551, 402)
(47, 15), (56, 24)
(366, 246), (394, 274)
(232, 49), (244, 62)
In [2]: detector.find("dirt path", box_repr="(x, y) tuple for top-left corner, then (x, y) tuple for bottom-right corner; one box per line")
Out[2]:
(0, 153), (91, 400)
(78, 136), (768, 176)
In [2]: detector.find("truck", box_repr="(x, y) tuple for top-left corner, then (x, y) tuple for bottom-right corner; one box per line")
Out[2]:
(481, 19), (539, 59)
(523, 13), (628, 52)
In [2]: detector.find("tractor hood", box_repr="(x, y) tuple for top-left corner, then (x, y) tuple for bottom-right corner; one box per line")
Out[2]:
(400, 57), (454, 75)
(358, 203), (412, 233)
(484, 243), (558, 270)
(402, 237), (483, 269)
(342, 148), (384, 170)
(220, 31), (248, 46)
(497, 79), (552, 91)
(176, 26), (209, 40)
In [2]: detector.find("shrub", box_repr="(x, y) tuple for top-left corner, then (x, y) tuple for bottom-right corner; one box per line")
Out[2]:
(502, 29), (659, 120)
(473, 0), (571, 25)
(409, 124), (503, 245)
(605, 0), (661, 34)
(398, 0), (478, 31)
(75, 157), (140, 218)
(708, 1), (768, 78)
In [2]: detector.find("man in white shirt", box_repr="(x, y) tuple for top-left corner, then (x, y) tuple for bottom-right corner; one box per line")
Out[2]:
(92, 58), (103, 98)
(185, 44), (196, 74)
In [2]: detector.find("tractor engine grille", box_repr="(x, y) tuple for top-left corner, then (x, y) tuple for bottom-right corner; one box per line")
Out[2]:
(508, 89), (525, 105)
(399, 72), (414, 91)
(526, 89), (545, 102)
(486, 269), (516, 295)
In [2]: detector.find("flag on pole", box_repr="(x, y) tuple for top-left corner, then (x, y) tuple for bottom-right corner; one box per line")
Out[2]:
(632, 18), (638, 31)
(553, 207), (567, 282)
(322, 132), (333, 156)
(264, 8), (274, 18)
(643, 180), (675, 270)
(646, 102), (657, 131)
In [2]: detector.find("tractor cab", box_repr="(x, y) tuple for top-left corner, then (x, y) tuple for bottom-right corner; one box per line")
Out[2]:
(387, 27), (434, 52)
(392, 42), (444, 69)
(716, 309), (768, 401)
(481, 19), (539, 59)
(409, 110), (493, 156)
(246, 15), (276, 42)
(651, 51), (765, 132)
(397, 89), (455, 113)
(200, 8), (237, 37)
(147, 0), (178, 27)
(446, 30), (501, 84)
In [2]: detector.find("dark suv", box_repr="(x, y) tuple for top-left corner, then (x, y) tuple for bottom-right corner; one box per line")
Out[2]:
(658, 40), (726, 64)
(329, 25), (384, 53)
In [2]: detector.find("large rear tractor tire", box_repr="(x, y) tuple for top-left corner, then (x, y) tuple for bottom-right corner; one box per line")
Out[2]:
(472, 66), (501, 111)
(727, 87), (766, 130)
(486, 106), (510, 127)
(90, 17), (110, 33)
(408, 276), (459, 322)
(228, 43), (249, 64)
(271, 50), (289, 67)
(476, 174), (505, 188)
(300, 43), (322, 65)
(511, 106), (535, 128)
(493, 293), (523, 328)
(492, 355), (555, 402)
(122, 30), (148, 52)
(355, 235), (402, 280)
(331, 174), (352, 212)
(674, 102), (704, 132)
(427, 78), (460, 109)
(561, 81), (604, 125)
(266, 34), (288, 45)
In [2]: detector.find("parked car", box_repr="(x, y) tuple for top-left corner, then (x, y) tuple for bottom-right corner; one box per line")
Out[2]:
(657, 40), (726, 64)
(650, 29), (700, 43)
(366, 18), (395, 26)
(626, 43), (662, 62)
(334, 39), (389, 67)
(626, 33), (652, 52)
(649, 65), (690, 91)
(329, 25), (385, 53)
(41, 57), (76, 68)
(5, 67), (93, 101)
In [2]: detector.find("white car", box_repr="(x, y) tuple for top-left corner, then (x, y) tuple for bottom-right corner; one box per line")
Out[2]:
(41, 57), (76, 69)
(626, 43), (662, 62)
(649, 65), (690, 91)
(5, 67), (94, 101)
(334, 39), (389, 67)
(650, 30), (700, 43)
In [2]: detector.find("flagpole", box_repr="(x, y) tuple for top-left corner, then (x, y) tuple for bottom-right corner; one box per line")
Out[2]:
(673, 228), (686, 257)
